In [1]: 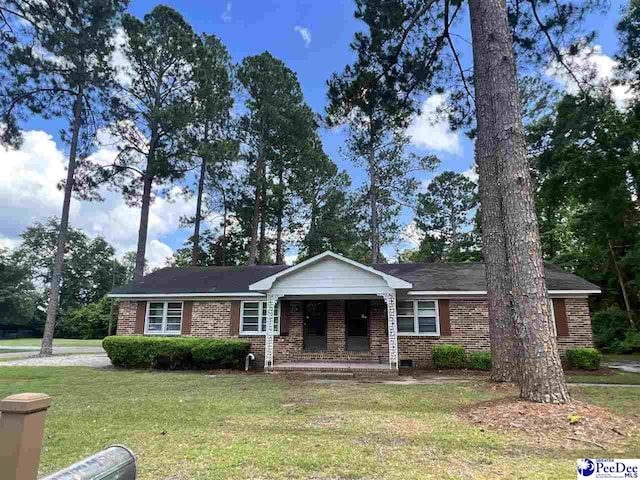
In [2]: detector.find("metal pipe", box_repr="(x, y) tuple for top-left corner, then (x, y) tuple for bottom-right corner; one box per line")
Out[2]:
(41, 445), (136, 480)
(245, 352), (255, 371)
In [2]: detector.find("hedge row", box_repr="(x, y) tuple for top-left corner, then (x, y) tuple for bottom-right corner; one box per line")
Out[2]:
(431, 344), (601, 371)
(102, 336), (251, 370)
(431, 344), (492, 371)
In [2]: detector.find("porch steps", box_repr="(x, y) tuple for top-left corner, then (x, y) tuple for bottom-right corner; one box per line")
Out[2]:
(272, 362), (399, 378)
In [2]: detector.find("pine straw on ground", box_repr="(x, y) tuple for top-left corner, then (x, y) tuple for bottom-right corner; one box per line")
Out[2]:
(458, 395), (639, 450)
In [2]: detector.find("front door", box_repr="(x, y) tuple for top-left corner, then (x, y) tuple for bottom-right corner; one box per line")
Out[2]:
(303, 301), (327, 352)
(345, 300), (369, 352)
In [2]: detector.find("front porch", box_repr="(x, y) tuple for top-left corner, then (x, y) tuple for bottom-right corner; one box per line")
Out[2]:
(247, 252), (412, 370)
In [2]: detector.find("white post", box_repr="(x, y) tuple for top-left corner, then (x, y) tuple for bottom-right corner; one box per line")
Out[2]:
(380, 292), (399, 369)
(264, 293), (280, 369)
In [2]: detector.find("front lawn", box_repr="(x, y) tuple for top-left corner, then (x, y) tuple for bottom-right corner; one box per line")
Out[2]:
(0, 368), (637, 479)
(0, 338), (103, 347)
(567, 371), (640, 385)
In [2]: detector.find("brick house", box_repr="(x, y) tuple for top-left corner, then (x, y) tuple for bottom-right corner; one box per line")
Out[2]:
(109, 251), (600, 370)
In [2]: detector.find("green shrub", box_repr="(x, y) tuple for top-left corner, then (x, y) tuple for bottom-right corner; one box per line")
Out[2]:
(192, 339), (251, 369)
(566, 347), (601, 370)
(432, 344), (466, 369)
(467, 351), (492, 371)
(57, 297), (113, 339)
(592, 310), (629, 352)
(102, 336), (250, 370)
(621, 330), (640, 353)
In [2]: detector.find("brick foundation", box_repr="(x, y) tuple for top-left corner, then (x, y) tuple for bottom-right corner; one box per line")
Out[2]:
(116, 297), (594, 367)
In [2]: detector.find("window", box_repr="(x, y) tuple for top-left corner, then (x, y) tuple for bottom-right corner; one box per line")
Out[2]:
(145, 301), (183, 335)
(241, 301), (280, 335)
(396, 300), (439, 336)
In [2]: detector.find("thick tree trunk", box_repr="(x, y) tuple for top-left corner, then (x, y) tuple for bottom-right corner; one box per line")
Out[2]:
(247, 138), (264, 265)
(192, 157), (207, 266)
(135, 171), (154, 281)
(40, 88), (84, 356)
(469, 0), (569, 403)
(474, 129), (519, 382)
(369, 143), (379, 263)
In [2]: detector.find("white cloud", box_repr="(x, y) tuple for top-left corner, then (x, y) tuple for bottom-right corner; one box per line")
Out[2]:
(0, 129), (196, 270)
(402, 221), (424, 247)
(462, 167), (478, 183)
(110, 27), (132, 86)
(294, 26), (312, 48)
(546, 45), (632, 110)
(221, 2), (232, 23)
(147, 239), (174, 269)
(284, 254), (298, 265)
(407, 94), (462, 155)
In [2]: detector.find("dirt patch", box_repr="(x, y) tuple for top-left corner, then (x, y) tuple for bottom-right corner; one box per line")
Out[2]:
(458, 396), (638, 450)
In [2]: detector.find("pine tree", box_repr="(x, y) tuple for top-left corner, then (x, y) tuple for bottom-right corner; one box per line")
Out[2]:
(105, 6), (197, 280)
(0, 0), (127, 355)
(237, 52), (316, 265)
(188, 34), (234, 266)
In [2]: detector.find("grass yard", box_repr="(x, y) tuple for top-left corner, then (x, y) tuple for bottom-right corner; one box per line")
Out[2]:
(0, 338), (103, 347)
(602, 353), (640, 362)
(0, 348), (35, 353)
(567, 371), (640, 385)
(0, 368), (638, 479)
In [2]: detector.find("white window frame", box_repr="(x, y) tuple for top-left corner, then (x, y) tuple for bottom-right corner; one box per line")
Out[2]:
(549, 298), (557, 336)
(396, 299), (440, 336)
(240, 300), (281, 336)
(145, 301), (183, 335)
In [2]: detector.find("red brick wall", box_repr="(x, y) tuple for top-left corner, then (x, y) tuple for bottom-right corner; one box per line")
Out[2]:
(115, 297), (594, 367)
(116, 301), (138, 335)
(556, 298), (593, 355)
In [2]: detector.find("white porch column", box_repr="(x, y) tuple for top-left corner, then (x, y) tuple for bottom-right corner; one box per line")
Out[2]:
(380, 292), (399, 369)
(264, 293), (281, 369)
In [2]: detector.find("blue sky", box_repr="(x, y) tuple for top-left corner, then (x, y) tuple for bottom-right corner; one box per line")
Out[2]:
(1, 0), (627, 265)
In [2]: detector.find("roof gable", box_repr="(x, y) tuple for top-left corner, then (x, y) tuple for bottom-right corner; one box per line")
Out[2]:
(249, 251), (412, 292)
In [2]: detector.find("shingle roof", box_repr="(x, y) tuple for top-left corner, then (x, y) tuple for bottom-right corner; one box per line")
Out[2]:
(110, 265), (289, 295)
(110, 261), (599, 296)
(371, 262), (600, 292)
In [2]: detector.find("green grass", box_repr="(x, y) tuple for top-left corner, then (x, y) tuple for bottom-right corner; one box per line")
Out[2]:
(568, 371), (640, 385)
(0, 348), (35, 353)
(0, 369), (638, 479)
(602, 353), (640, 362)
(0, 338), (103, 347)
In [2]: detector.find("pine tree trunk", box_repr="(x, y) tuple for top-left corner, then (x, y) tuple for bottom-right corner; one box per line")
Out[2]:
(248, 136), (264, 265)
(135, 171), (154, 281)
(369, 142), (379, 263)
(275, 170), (284, 265)
(469, 0), (569, 402)
(258, 187), (267, 264)
(40, 88), (84, 356)
(192, 157), (207, 266)
(473, 123), (519, 382)
(222, 188), (228, 266)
